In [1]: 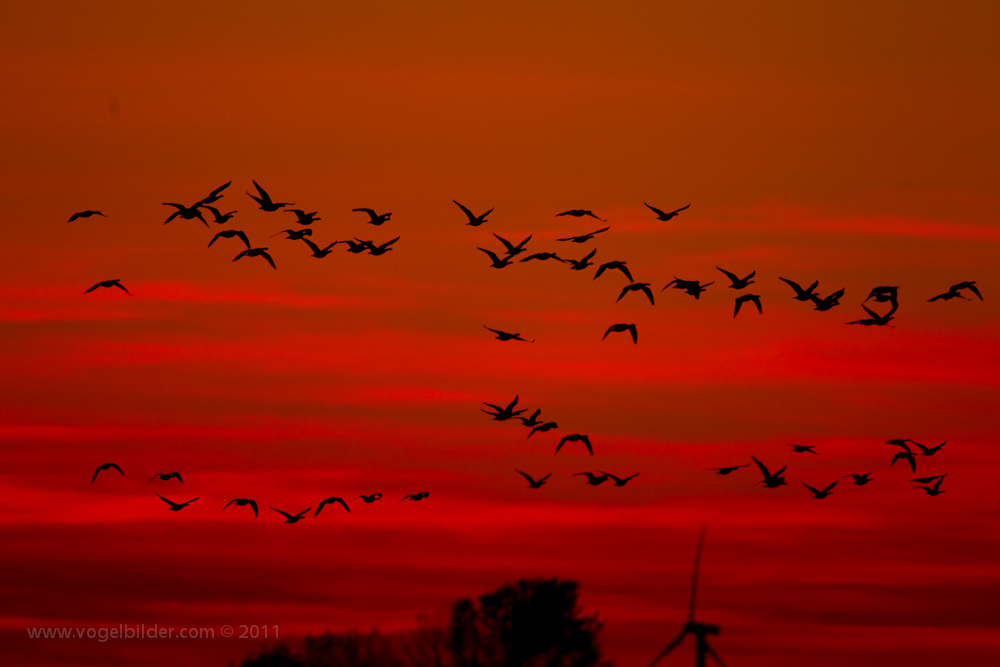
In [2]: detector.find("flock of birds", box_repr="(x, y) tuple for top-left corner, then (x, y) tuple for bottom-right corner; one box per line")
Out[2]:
(72, 180), (980, 515)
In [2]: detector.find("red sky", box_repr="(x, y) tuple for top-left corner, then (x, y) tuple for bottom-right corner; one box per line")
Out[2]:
(2, 2), (1000, 666)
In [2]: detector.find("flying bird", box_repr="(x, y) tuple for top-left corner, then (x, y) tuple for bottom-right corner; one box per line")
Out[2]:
(233, 247), (276, 269)
(565, 248), (598, 271)
(300, 238), (340, 258)
(662, 278), (713, 299)
(842, 473), (873, 485)
(528, 422), (558, 438)
(908, 440), (946, 456)
(271, 228), (313, 240)
(929, 281), (982, 302)
(194, 181), (232, 207)
(516, 470), (551, 489)
(593, 261), (632, 282)
(285, 209), (320, 225)
(707, 464), (750, 475)
(85, 279), (132, 296)
(910, 474), (946, 484)
(484, 326), (533, 342)
(752, 456), (787, 488)
(454, 200), (493, 226)
(601, 471), (640, 486)
(734, 294), (762, 317)
(846, 305), (895, 327)
(603, 323), (637, 344)
(789, 444), (818, 455)
(148, 472), (183, 484)
(520, 409), (543, 427)
(67, 210), (106, 222)
(315, 496), (351, 516)
(482, 395), (528, 421)
(644, 202), (689, 221)
(617, 282), (655, 305)
(865, 285), (899, 308)
(271, 506), (311, 523)
(574, 472), (609, 486)
(556, 209), (605, 221)
(556, 434), (593, 456)
(779, 277), (820, 301)
(914, 476), (946, 496)
(352, 208), (392, 226)
(223, 498), (259, 517)
(886, 439), (911, 449)
(202, 205), (237, 224)
(208, 229), (251, 249)
(520, 252), (566, 263)
(156, 494), (199, 511)
(802, 481), (837, 499)
(248, 180), (295, 212)
(477, 247), (515, 268)
(91, 462), (124, 484)
(343, 239), (373, 254)
(717, 267), (755, 289)
(493, 233), (531, 257)
(367, 236), (399, 255)
(557, 227), (609, 243)
(399, 492), (430, 503)
(162, 203), (208, 226)
(353, 493), (383, 503)
(811, 288), (845, 311)
(891, 448), (918, 473)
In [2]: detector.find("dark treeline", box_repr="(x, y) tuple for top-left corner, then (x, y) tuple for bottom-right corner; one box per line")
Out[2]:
(234, 579), (615, 667)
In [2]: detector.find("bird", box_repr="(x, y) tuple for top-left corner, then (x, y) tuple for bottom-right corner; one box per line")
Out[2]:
(519, 409), (543, 427)
(516, 470), (551, 489)
(789, 444), (818, 455)
(574, 472), (609, 486)
(811, 288), (845, 311)
(315, 496), (351, 516)
(285, 209), (320, 225)
(223, 498), (259, 517)
(842, 473), (873, 485)
(528, 422), (558, 438)
(520, 252), (566, 263)
(910, 474), (946, 484)
(557, 227), (610, 243)
(271, 506), (311, 523)
(717, 267), (755, 289)
(662, 278), (713, 299)
(353, 493), (383, 503)
(270, 228), (313, 240)
(865, 286), (899, 308)
(644, 202), (689, 221)
(914, 476), (946, 496)
(148, 472), (183, 484)
(194, 181), (232, 207)
(493, 233), (531, 257)
(617, 282), (655, 305)
(85, 279), (132, 296)
(484, 326), (533, 342)
(779, 277), (820, 301)
(367, 237), (399, 255)
(593, 261), (632, 282)
(477, 247), (515, 268)
(399, 492), (430, 503)
(929, 281), (982, 302)
(342, 240), (373, 254)
(734, 294), (762, 317)
(565, 249), (598, 271)
(556, 434), (593, 455)
(156, 494), (199, 511)
(67, 210), (106, 222)
(233, 247), (276, 269)
(601, 471), (640, 486)
(247, 180), (295, 212)
(352, 208), (391, 226)
(482, 395), (528, 421)
(300, 238), (340, 258)
(603, 323), (637, 344)
(752, 456), (787, 488)
(91, 462), (124, 484)
(556, 209), (605, 221)
(162, 203), (208, 226)
(208, 229), (251, 249)
(706, 464), (750, 475)
(454, 200), (493, 226)
(202, 205), (238, 224)
(802, 481), (837, 499)
(886, 439), (911, 449)
(891, 448), (917, 473)
(846, 305), (895, 327)
(908, 440), (946, 456)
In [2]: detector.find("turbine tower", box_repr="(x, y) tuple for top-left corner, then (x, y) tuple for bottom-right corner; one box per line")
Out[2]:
(647, 527), (726, 667)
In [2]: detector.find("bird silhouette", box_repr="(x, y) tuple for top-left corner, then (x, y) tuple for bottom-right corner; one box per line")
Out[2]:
(194, 181), (232, 207)
(315, 496), (351, 516)
(556, 209), (605, 221)
(516, 470), (551, 488)
(208, 229), (251, 249)
(271, 228), (313, 240)
(565, 248), (598, 271)
(865, 286), (899, 308)
(493, 233), (532, 257)
(593, 261), (632, 282)
(556, 434), (593, 455)
(484, 326), (533, 342)
(519, 409), (543, 427)
(520, 252), (566, 263)
(352, 208), (391, 226)
(842, 473), (873, 485)
(148, 472), (183, 484)
(910, 474), (946, 484)
(91, 462), (124, 484)
(300, 238), (340, 258)
(811, 288), (845, 311)
(914, 476), (946, 496)
(156, 494), (199, 511)
(802, 481), (837, 499)
(85, 279), (132, 296)
(908, 440), (946, 456)
(343, 239), (373, 254)
(248, 180), (295, 212)
(706, 464), (750, 475)
(399, 492), (430, 503)
(617, 282), (655, 305)
(367, 237), (399, 255)
(662, 278), (713, 299)
(557, 227), (609, 243)
(202, 205), (237, 224)
(233, 247), (276, 269)
(779, 277), (820, 301)
(454, 200), (493, 226)
(353, 493), (383, 503)
(574, 472), (609, 486)
(223, 498), (259, 517)
(734, 294), (762, 317)
(752, 456), (787, 488)
(789, 444), (818, 455)
(162, 203), (208, 226)
(846, 305), (895, 326)
(477, 247), (515, 268)
(271, 506), (311, 523)
(929, 281), (982, 302)
(482, 395), (528, 421)
(603, 323), (638, 344)
(601, 471), (640, 486)
(891, 447), (917, 473)
(285, 209), (320, 225)
(886, 439), (911, 448)
(67, 210), (106, 222)
(528, 422), (558, 438)
(717, 267), (755, 289)
(644, 202), (689, 220)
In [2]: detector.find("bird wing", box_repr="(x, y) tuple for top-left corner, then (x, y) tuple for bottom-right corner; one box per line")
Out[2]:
(301, 238), (321, 254)
(378, 236), (400, 249)
(252, 180), (273, 204)
(644, 202), (668, 217)
(156, 493), (178, 508)
(515, 469), (537, 484)
(822, 481), (838, 493)
(204, 181), (231, 201)
(966, 283), (983, 299)
(801, 482), (819, 495)
(232, 249), (250, 262)
(627, 324), (637, 344)
(248, 499), (258, 516)
(453, 200), (477, 222)
(235, 231), (251, 249)
(582, 435), (594, 455)
(113, 282), (133, 296)
(336, 498), (351, 512)
(639, 285), (655, 305)
(492, 234), (516, 253)
(752, 457), (771, 478)
(505, 395), (520, 411)
(582, 248), (597, 262)
(260, 250), (276, 269)
(733, 298), (743, 318)
(717, 267), (739, 284)
(223, 499), (236, 510)
(477, 247), (502, 264)
(670, 204), (691, 214)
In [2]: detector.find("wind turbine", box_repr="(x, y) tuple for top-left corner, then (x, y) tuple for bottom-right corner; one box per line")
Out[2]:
(647, 527), (726, 667)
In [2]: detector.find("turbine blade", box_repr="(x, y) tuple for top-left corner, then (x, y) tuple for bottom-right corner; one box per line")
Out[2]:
(689, 525), (707, 623)
(647, 629), (689, 667)
(705, 642), (728, 667)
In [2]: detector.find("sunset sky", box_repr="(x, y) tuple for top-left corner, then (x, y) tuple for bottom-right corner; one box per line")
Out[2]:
(2, 2), (1000, 666)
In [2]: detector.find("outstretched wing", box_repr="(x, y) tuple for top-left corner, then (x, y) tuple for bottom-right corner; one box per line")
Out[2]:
(493, 233), (516, 253)
(477, 247), (503, 264)
(717, 267), (739, 284)
(644, 202), (668, 218)
(453, 200), (477, 222)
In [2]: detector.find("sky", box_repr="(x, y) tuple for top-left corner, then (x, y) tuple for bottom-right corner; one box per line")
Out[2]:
(2, 2), (1000, 666)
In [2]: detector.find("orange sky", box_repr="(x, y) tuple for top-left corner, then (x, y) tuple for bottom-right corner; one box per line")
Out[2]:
(2, 3), (1000, 667)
